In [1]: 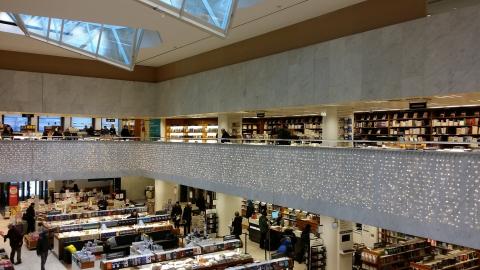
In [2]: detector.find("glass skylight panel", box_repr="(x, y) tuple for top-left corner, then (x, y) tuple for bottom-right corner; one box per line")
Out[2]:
(135, 0), (237, 37)
(9, 12), (151, 70)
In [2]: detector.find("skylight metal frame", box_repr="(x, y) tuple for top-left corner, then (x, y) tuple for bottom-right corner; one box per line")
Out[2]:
(135, 0), (238, 37)
(9, 13), (145, 71)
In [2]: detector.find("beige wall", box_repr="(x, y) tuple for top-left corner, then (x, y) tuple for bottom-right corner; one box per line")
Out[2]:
(121, 176), (155, 202)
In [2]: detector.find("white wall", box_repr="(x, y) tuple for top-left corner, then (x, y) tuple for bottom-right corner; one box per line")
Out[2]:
(215, 192), (243, 237)
(121, 176), (155, 202)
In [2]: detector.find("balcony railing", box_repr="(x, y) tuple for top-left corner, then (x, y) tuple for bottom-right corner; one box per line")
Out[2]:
(0, 138), (478, 249)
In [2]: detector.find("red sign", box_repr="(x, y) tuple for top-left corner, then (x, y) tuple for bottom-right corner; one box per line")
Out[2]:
(8, 185), (18, 206)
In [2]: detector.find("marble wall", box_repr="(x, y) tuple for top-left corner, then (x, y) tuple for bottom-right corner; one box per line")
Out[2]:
(0, 140), (479, 249)
(1, 5), (480, 117)
(0, 69), (159, 117)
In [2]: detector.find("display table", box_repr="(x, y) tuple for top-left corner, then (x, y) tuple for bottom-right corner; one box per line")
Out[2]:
(24, 233), (39, 250)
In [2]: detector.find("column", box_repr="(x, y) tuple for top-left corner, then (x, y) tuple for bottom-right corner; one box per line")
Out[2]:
(154, 179), (178, 211)
(94, 118), (102, 130)
(215, 192), (243, 236)
(323, 107), (338, 147)
(218, 114), (243, 141)
(320, 216), (353, 270)
(160, 118), (167, 141)
(64, 117), (72, 129)
(31, 115), (38, 132)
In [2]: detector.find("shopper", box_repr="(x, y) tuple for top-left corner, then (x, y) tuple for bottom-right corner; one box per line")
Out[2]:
(2, 125), (13, 139)
(231, 211), (243, 240)
(259, 210), (269, 249)
(25, 203), (36, 233)
(36, 223), (50, 270)
(98, 196), (108, 211)
(297, 224), (311, 263)
(182, 202), (192, 236)
(87, 126), (95, 136)
(274, 212), (284, 226)
(277, 235), (294, 258)
(120, 125), (131, 138)
(52, 127), (62, 139)
(277, 124), (292, 145)
(220, 129), (231, 143)
(245, 200), (254, 220)
(109, 124), (117, 136)
(2, 224), (23, 265)
(171, 201), (182, 228)
(196, 195), (206, 213)
(72, 184), (80, 193)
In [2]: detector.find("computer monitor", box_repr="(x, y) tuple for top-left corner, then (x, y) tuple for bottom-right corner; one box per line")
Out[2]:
(271, 210), (279, 219)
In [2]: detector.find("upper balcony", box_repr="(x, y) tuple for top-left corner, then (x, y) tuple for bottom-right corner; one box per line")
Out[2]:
(0, 137), (478, 250)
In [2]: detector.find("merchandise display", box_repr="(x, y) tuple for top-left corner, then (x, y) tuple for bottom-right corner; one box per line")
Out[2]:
(165, 118), (218, 143)
(308, 244), (326, 270)
(226, 257), (293, 270)
(150, 251), (253, 270)
(46, 207), (147, 221)
(361, 239), (432, 270)
(410, 249), (480, 270)
(354, 106), (480, 147)
(242, 116), (323, 141)
(100, 239), (241, 270)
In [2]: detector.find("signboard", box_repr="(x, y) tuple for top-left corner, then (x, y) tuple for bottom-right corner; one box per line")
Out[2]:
(256, 112), (265, 118)
(8, 185), (18, 206)
(409, 102), (427, 109)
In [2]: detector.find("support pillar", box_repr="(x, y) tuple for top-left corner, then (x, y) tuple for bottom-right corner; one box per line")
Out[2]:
(154, 179), (178, 211)
(215, 192), (243, 236)
(323, 107), (339, 147)
(218, 114), (242, 140)
(321, 216), (353, 270)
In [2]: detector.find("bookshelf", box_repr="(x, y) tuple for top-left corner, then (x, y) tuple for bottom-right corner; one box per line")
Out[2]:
(308, 244), (326, 270)
(166, 118), (218, 143)
(361, 239), (432, 270)
(354, 106), (480, 147)
(242, 116), (323, 140)
(410, 250), (480, 270)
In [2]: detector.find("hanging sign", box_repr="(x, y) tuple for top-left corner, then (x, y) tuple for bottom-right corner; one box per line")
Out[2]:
(8, 185), (18, 206)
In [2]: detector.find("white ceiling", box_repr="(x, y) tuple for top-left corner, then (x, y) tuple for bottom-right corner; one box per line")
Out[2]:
(0, 0), (364, 67)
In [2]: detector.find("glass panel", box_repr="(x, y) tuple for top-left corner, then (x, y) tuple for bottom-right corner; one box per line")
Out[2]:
(3, 115), (28, 132)
(48, 18), (63, 41)
(38, 116), (61, 132)
(159, 0), (183, 9)
(71, 117), (93, 130)
(61, 20), (101, 53)
(19, 14), (49, 37)
(98, 25), (136, 65)
(183, 0), (234, 30)
(102, 118), (119, 133)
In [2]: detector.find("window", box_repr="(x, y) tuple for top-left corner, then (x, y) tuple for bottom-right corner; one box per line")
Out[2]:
(3, 115), (28, 132)
(71, 117), (93, 130)
(8, 13), (149, 70)
(39, 116), (61, 132)
(102, 118), (119, 132)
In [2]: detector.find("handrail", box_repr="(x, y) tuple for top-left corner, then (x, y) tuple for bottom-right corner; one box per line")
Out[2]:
(0, 135), (478, 150)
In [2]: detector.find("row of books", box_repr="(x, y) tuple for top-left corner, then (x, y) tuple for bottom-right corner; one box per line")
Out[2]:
(227, 257), (292, 270)
(47, 206), (147, 221)
(100, 239), (242, 270)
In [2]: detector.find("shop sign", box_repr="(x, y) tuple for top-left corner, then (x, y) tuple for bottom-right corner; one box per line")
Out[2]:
(8, 185), (18, 206)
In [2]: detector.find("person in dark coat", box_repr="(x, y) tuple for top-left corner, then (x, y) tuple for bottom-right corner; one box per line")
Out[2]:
(171, 201), (182, 228)
(72, 184), (80, 193)
(98, 197), (108, 211)
(2, 224), (22, 264)
(196, 195), (206, 213)
(259, 211), (269, 249)
(232, 211), (243, 239)
(120, 125), (130, 138)
(297, 224), (311, 263)
(25, 203), (36, 233)
(109, 125), (117, 136)
(220, 129), (230, 143)
(182, 202), (192, 236)
(36, 223), (51, 270)
(246, 200), (254, 220)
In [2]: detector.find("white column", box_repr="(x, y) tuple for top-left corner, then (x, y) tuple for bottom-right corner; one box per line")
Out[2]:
(154, 179), (178, 211)
(215, 192), (243, 236)
(160, 118), (167, 141)
(64, 117), (72, 130)
(323, 107), (338, 147)
(320, 216), (352, 270)
(94, 118), (102, 130)
(31, 115), (38, 132)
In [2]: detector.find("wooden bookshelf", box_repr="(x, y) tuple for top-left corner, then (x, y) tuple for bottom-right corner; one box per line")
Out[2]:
(166, 118), (218, 143)
(410, 250), (480, 270)
(242, 116), (323, 140)
(354, 106), (480, 147)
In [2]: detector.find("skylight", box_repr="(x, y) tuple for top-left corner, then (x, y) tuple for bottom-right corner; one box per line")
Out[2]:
(0, 12), (23, 35)
(8, 13), (153, 70)
(135, 0), (237, 37)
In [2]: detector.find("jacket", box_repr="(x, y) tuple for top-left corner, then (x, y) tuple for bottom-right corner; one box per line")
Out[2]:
(25, 206), (35, 222)
(36, 232), (50, 255)
(182, 206), (192, 223)
(171, 205), (182, 220)
(232, 216), (243, 236)
(245, 201), (254, 219)
(259, 215), (269, 234)
(4, 227), (22, 248)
